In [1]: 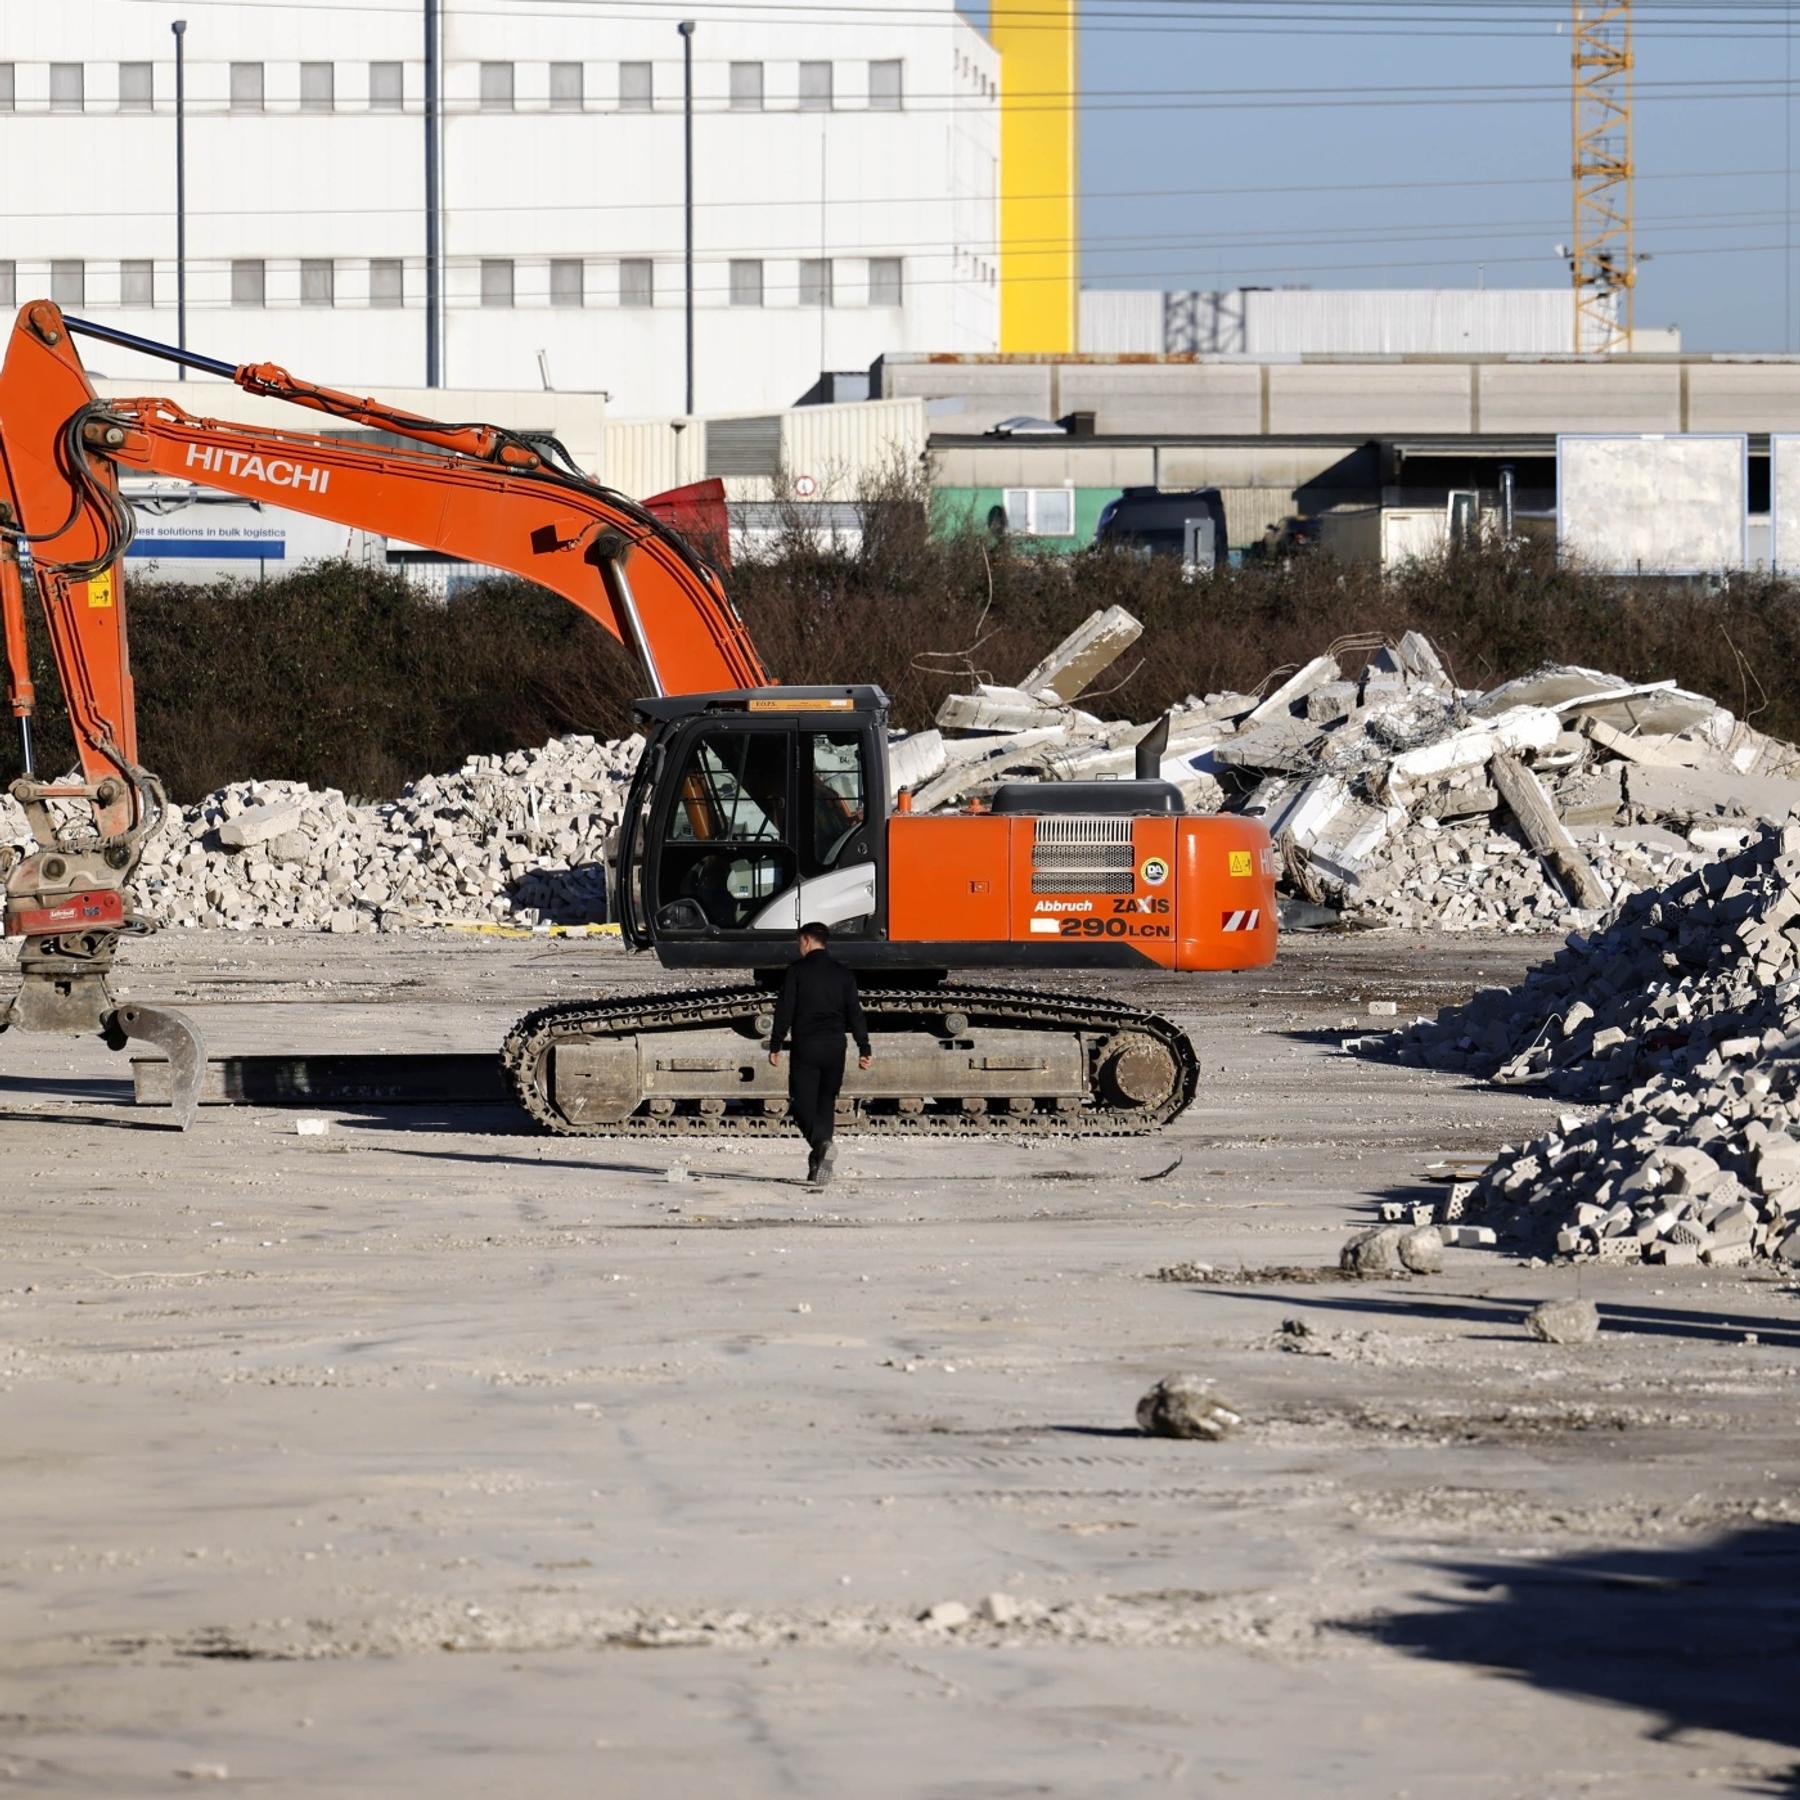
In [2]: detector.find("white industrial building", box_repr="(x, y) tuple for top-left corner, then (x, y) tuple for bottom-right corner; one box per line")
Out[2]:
(1079, 288), (1681, 357)
(1, 0), (1000, 415)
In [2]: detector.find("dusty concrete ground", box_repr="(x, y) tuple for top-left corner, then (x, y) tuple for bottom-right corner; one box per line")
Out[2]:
(3, 929), (1799, 1798)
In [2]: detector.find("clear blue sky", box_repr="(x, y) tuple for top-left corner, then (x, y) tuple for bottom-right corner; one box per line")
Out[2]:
(1004, 2), (1800, 350)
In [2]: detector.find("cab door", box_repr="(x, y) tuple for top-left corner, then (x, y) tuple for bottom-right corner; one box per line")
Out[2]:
(745, 726), (879, 937)
(648, 721), (799, 940)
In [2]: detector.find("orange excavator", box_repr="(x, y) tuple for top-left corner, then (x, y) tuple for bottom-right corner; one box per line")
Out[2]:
(0, 300), (1276, 1136)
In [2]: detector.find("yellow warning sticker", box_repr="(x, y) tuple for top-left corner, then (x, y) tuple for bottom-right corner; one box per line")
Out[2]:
(87, 571), (114, 609)
(1228, 850), (1253, 879)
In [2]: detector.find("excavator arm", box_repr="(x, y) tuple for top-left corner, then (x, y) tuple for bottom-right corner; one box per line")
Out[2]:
(0, 300), (769, 1124)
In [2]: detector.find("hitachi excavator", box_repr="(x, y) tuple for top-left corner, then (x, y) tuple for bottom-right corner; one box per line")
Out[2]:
(0, 300), (1276, 1136)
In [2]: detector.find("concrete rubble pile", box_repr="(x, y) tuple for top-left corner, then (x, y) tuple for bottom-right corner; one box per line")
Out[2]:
(1377, 822), (1800, 1265)
(920, 609), (1800, 931)
(6, 608), (1797, 941)
(2, 734), (642, 932)
(1386, 823), (1800, 1095)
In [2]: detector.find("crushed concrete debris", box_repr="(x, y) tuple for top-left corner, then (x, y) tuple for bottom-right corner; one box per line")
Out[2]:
(3, 734), (641, 932)
(1385, 822), (1800, 1096)
(10, 609), (1796, 940)
(926, 615), (1800, 931)
(1135, 1373), (1244, 1440)
(1373, 821), (1800, 1265)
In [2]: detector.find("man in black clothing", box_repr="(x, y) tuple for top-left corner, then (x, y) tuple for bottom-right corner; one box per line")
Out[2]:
(768, 921), (872, 1184)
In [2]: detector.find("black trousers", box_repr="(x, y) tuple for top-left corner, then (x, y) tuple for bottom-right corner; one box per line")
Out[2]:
(787, 1037), (846, 1156)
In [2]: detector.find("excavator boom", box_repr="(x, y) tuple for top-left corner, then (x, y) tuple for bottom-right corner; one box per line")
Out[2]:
(0, 302), (763, 1125)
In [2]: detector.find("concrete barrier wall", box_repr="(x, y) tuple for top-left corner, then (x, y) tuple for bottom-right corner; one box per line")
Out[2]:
(884, 352), (1800, 440)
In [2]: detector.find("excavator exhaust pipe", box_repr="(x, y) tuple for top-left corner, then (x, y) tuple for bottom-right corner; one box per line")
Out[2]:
(1135, 713), (1172, 781)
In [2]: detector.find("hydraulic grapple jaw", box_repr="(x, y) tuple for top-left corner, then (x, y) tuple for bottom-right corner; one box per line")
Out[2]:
(0, 769), (206, 1128)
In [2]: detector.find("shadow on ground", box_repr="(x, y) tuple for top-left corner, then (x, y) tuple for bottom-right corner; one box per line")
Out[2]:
(1348, 1522), (1800, 1795)
(1203, 1285), (1800, 1350)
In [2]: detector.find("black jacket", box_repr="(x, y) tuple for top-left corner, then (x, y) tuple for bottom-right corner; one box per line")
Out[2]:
(772, 949), (871, 1056)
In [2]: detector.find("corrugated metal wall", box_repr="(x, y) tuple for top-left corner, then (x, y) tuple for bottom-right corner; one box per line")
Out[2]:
(780, 398), (928, 498)
(1078, 289), (1163, 354)
(1244, 289), (1597, 356)
(600, 398), (927, 502)
(1216, 486), (1295, 549)
(1073, 288), (1633, 356)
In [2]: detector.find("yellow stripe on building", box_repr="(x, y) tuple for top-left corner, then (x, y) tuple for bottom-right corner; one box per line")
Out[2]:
(992, 0), (1077, 354)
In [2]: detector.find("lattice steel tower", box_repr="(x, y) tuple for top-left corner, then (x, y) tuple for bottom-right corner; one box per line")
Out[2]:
(1571, 0), (1636, 351)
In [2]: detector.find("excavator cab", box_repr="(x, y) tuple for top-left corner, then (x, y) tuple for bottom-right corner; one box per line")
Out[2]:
(616, 688), (889, 960)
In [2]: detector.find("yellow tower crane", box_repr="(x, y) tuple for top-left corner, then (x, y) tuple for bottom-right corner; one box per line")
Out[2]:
(1571, 0), (1636, 352)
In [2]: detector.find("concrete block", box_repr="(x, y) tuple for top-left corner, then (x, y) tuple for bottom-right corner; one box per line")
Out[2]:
(1526, 1297), (1601, 1344)
(218, 800), (308, 850)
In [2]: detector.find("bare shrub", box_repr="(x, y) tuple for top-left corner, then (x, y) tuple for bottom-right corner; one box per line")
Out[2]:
(6, 530), (1800, 805)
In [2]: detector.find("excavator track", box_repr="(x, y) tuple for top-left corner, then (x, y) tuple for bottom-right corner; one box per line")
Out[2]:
(500, 982), (1200, 1138)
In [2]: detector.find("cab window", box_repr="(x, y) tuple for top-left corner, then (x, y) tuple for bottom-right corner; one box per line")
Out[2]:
(667, 730), (788, 843)
(657, 728), (795, 930)
(806, 731), (869, 874)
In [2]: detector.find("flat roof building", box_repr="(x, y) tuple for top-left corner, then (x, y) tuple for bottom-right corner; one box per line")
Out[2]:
(1, 0), (999, 414)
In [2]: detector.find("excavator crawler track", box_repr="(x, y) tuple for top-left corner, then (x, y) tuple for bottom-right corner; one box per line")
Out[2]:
(501, 983), (1200, 1138)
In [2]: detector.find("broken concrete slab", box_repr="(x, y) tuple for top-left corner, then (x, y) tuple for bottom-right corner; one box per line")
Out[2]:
(1382, 706), (1559, 802)
(1211, 718), (1323, 776)
(1017, 604), (1144, 706)
(1579, 717), (1724, 771)
(936, 686), (1102, 735)
(888, 730), (947, 797)
(1242, 655), (1341, 729)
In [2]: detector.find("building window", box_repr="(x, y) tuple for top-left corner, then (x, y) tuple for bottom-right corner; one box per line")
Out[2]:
(729, 62), (763, 111)
(869, 59), (902, 110)
(301, 259), (335, 307)
(798, 62), (832, 111)
(50, 64), (85, 113)
(119, 62), (153, 111)
(121, 259), (155, 307)
(369, 258), (404, 308)
(1001, 488), (1075, 537)
(729, 260), (764, 308)
(231, 259), (265, 307)
(550, 62), (583, 111)
(619, 258), (654, 307)
(369, 61), (403, 109)
(0, 262), (14, 309)
(480, 62), (514, 111)
(51, 260), (86, 308)
(301, 62), (335, 112)
(481, 259), (514, 308)
(230, 63), (264, 112)
(620, 62), (652, 111)
(0, 66), (13, 113)
(868, 256), (903, 306)
(799, 258), (833, 308)
(550, 259), (584, 307)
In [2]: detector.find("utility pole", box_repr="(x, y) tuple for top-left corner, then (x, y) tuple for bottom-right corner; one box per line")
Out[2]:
(425, 0), (442, 386)
(1571, 0), (1635, 352)
(172, 19), (187, 377)
(680, 19), (696, 415)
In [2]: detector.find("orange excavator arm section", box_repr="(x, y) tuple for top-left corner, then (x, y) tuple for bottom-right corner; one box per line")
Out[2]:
(0, 302), (767, 760)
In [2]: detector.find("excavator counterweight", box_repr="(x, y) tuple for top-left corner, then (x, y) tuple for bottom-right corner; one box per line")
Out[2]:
(0, 303), (1275, 1135)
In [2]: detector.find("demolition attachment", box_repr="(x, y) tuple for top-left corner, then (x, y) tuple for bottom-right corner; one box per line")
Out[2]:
(0, 761), (206, 1127)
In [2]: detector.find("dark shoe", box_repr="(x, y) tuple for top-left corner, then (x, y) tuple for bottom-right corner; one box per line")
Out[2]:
(805, 1150), (821, 1184)
(815, 1143), (837, 1184)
